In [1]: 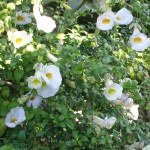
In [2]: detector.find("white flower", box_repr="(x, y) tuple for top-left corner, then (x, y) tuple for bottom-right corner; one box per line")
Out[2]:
(143, 145), (150, 150)
(113, 99), (123, 105)
(105, 79), (113, 87)
(128, 104), (139, 120)
(7, 28), (18, 41)
(130, 27), (150, 51)
(113, 94), (134, 107)
(27, 75), (42, 89)
(104, 73), (113, 85)
(96, 11), (115, 31)
(93, 116), (106, 127)
(125, 145), (136, 150)
(11, 30), (32, 48)
(124, 98), (134, 107)
(36, 81), (59, 98)
(104, 83), (123, 101)
(36, 16), (56, 33)
(93, 116), (116, 129)
(5, 107), (26, 128)
(46, 51), (58, 63)
(33, 3), (41, 19)
(33, 63), (44, 72)
(114, 8), (133, 25)
(33, 3), (56, 33)
(26, 95), (43, 108)
(41, 65), (62, 89)
(128, 141), (144, 149)
(105, 117), (116, 129)
(16, 11), (32, 25)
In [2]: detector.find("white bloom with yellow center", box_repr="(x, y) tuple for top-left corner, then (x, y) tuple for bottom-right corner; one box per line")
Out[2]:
(16, 11), (32, 25)
(114, 8), (133, 25)
(96, 11), (115, 31)
(5, 107), (26, 128)
(130, 28), (150, 51)
(11, 30), (32, 48)
(104, 83), (123, 101)
(33, 3), (56, 33)
(93, 116), (116, 129)
(41, 65), (62, 89)
(27, 75), (42, 89)
(26, 95), (43, 108)
(36, 81), (59, 98)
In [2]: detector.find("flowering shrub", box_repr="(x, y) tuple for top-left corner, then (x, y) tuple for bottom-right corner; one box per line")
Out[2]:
(0, 0), (150, 149)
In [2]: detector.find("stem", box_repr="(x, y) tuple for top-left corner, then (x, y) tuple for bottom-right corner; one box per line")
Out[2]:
(124, 2), (133, 8)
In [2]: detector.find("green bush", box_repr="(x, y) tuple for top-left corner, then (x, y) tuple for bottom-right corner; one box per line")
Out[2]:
(0, 0), (150, 149)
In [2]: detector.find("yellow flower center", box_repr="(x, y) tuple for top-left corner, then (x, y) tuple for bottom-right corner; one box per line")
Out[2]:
(10, 118), (18, 123)
(0, 26), (3, 31)
(46, 73), (53, 79)
(31, 96), (35, 101)
(133, 37), (142, 43)
(106, 122), (111, 128)
(116, 16), (121, 21)
(42, 82), (47, 87)
(16, 38), (23, 44)
(17, 16), (25, 21)
(102, 18), (111, 24)
(108, 88), (116, 94)
(33, 79), (41, 85)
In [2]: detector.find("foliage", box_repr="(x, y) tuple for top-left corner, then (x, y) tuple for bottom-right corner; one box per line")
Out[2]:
(0, 0), (150, 149)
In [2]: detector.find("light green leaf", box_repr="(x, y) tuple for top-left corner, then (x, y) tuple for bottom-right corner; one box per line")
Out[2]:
(67, 0), (83, 12)
(0, 146), (15, 150)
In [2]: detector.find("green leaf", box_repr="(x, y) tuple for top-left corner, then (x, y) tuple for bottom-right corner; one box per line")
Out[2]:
(78, 140), (82, 146)
(81, 136), (88, 142)
(36, 130), (44, 137)
(0, 146), (15, 150)
(0, 100), (9, 116)
(1, 86), (10, 98)
(17, 130), (26, 142)
(0, 118), (7, 137)
(26, 111), (34, 121)
(146, 103), (150, 112)
(65, 119), (74, 130)
(7, 102), (19, 110)
(14, 68), (24, 81)
(73, 62), (84, 74)
(43, 0), (52, 5)
(67, 0), (83, 12)
(77, 2), (92, 13)
(59, 104), (68, 115)
(62, 2), (72, 10)
(65, 79), (76, 89)
(91, 137), (97, 144)
(113, 130), (119, 141)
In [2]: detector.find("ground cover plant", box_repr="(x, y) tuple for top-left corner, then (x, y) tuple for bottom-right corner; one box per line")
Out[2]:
(0, 0), (150, 149)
